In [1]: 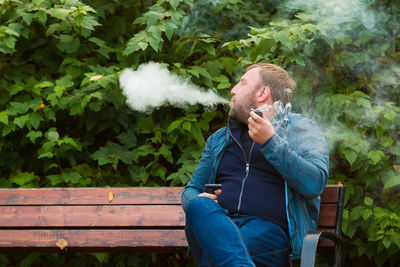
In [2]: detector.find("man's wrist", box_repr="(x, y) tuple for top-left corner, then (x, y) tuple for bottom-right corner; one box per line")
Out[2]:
(261, 134), (274, 148)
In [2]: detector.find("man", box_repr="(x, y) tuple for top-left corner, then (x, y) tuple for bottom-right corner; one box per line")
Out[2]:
(181, 63), (329, 266)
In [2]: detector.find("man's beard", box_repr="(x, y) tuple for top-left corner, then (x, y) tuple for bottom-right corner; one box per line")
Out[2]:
(229, 101), (255, 124)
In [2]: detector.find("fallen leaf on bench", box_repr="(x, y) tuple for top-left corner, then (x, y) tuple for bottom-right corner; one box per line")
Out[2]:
(56, 239), (68, 250)
(108, 191), (114, 202)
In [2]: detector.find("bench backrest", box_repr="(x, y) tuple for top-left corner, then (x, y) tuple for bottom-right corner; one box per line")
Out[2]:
(317, 184), (345, 246)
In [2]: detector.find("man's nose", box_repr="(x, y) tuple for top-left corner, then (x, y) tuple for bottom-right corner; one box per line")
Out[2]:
(230, 85), (237, 95)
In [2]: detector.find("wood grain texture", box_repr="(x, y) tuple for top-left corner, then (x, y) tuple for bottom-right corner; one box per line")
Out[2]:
(0, 229), (187, 252)
(317, 204), (337, 227)
(0, 187), (183, 206)
(320, 185), (341, 204)
(0, 205), (185, 227)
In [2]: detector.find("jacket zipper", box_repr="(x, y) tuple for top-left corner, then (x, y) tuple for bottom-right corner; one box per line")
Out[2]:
(230, 132), (255, 212)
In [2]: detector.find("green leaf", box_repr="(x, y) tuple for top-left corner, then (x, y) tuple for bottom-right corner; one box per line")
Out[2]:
(384, 176), (400, 189)
(14, 115), (30, 128)
(117, 131), (137, 149)
(46, 174), (63, 186)
(382, 237), (391, 249)
(81, 17), (101, 31)
(134, 143), (156, 160)
(128, 166), (149, 184)
(137, 117), (154, 134)
(69, 102), (83, 115)
(26, 131), (43, 143)
(8, 83), (24, 96)
(273, 30), (291, 47)
(0, 111), (8, 125)
(46, 129), (59, 141)
(362, 209), (372, 220)
(2, 123), (16, 136)
(56, 38), (80, 53)
(367, 150), (385, 165)
(379, 136), (393, 147)
(29, 113), (43, 129)
(91, 142), (133, 169)
(349, 206), (364, 221)
(93, 253), (109, 264)
(364, 197), (373, 206)
(189, 66), (212, 80)
(167, 119), (183, 133)
(383, 110), (396, 121)
(191, 125), (205, 146)
(290, 26), (306, 42)
(148, 36), (160, 51)
(158, 144), (173, 164)
(9, 102), (29, 114)
(48, 8), (70, 20)
(56, 75), (74, 89)
(344, 149), (357, 166)
(34, 11), (47, 25)
(182, 121), (191, 132)
(10, 172), (35, 186)
(34, 81), (54, 89)
(22, 13), (34, 25)
(38, 151), (54, 159)
(62, 171), (82, 184)
(146, 11), (163, 25)
(169, 0), (180, 10)
(58, 137), (82, 151)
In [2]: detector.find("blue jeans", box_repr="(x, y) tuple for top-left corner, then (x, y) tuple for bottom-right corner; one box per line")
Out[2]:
(185, 197), (290, 267)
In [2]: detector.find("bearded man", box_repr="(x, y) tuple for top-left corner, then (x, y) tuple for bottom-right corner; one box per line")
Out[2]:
(181, 63), (329, 267)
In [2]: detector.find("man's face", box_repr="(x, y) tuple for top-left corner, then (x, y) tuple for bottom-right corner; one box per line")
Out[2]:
(229, 67), (261, 124)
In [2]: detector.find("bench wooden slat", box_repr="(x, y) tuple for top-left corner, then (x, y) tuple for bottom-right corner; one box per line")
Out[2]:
(317, 204), (337, 228)
(0, 229), (187, 252)
(320, 185), (339, 203)
(0, 187), (182, 206)
(0, 205), (185, 228)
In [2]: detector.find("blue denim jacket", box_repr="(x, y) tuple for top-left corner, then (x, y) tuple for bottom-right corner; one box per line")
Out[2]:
(181, 113), (329, 258)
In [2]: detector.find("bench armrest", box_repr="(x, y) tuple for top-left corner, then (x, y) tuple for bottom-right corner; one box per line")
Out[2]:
(300, 230), (345, 267)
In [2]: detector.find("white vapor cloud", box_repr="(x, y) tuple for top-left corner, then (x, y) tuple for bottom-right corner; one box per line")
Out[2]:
(119, 62), (228, 112)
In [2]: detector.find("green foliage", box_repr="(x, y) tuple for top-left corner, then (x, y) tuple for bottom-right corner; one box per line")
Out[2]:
(0, 0), (399, 266)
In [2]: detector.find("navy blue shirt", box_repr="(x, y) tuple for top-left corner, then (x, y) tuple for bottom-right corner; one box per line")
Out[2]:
(216, 120), (288, 232)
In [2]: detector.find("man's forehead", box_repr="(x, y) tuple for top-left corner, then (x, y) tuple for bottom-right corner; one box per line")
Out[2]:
(241, 67), (260, 80)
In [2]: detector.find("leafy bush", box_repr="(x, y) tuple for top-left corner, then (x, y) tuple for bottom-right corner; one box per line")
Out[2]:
(0, 0), (399, 266)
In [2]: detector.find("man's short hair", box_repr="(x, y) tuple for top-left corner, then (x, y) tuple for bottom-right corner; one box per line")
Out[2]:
(246, 63), (296, 105)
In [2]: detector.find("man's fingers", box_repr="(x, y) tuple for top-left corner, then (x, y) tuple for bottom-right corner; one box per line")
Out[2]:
(198, 192), (218, 200)
(249, 111), (263, 122)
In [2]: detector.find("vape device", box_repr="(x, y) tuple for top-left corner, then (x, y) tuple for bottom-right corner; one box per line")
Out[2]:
(204, 184), (222, 194)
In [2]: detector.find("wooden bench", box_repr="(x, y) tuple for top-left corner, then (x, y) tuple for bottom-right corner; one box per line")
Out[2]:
(0, 187), (187, 253)
(0, 184), (345, 266)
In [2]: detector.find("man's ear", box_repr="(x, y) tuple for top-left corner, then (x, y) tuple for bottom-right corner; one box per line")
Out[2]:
(256, 86), (270, 102)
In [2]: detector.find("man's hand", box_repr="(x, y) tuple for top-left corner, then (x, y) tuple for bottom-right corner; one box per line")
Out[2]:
(198, 189), (222, 203)
(248, 110), (275, 144)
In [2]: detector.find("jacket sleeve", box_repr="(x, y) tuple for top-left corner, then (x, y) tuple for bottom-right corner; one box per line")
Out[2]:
(260, 118), (329, 199)
(181, 134), (215, 212)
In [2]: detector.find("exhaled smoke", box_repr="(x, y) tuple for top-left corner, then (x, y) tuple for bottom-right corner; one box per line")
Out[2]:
(254, 99), (291, 138)
(119, 62), (228, 112)
(283, 0), (376, 32)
